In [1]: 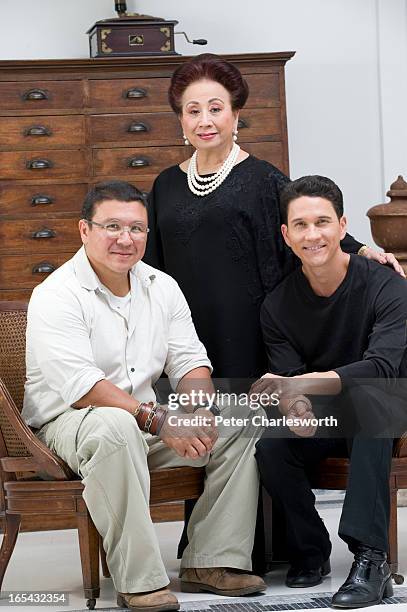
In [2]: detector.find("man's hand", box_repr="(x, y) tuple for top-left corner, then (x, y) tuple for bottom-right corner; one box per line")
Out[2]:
(250, 376), (317, 437)
(250, 371), (342, 399)
(284, 396), (318, 438)
(250, 373), (296, 401)
(159, 408), (219, 459)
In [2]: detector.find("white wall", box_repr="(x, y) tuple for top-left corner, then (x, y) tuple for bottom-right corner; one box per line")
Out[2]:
(0, 0), (406, 244)
(376, 0), (407, 196)
(0, 1), (113, 59)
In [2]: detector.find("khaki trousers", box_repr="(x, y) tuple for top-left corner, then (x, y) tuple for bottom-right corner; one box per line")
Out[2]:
(37, 405), (261, 594)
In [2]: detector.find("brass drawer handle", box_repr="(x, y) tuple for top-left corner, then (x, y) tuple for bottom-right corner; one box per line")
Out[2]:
(128, 122), (149, 133)
(24, 125), (52, 137)
(129, 157), (150, 168)
(23, 89), (49, 101)
(27, 159), (53, 170)
(237, 118), (248, 129)
(32, 262), (56, 274)
(31, 228), (56, 239)
(126, 87), (147, 99)
(31, 195), (54, 206)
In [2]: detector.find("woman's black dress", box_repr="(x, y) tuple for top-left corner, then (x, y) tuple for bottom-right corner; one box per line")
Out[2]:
(144, 156), (361, 379)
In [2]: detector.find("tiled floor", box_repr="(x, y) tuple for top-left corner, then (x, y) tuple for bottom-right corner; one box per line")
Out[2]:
(1, 505), (406, 611)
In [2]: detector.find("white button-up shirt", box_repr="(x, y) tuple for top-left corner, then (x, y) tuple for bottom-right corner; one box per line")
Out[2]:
(22, 247), (211, 428)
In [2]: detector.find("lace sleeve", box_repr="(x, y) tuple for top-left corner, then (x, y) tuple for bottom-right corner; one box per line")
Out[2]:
(252, 168), (297, 294)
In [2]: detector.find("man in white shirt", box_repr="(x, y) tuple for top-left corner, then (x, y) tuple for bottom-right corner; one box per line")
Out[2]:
(23, 180), (265, 612)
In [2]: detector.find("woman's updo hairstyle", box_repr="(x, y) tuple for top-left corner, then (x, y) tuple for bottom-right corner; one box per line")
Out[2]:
(168, 53), (249, 115)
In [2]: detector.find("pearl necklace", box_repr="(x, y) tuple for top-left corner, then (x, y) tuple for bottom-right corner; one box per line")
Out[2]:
(187, 143), (240, 196)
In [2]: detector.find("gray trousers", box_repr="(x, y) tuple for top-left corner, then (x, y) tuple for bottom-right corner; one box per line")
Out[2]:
(37, 405), (261, 594)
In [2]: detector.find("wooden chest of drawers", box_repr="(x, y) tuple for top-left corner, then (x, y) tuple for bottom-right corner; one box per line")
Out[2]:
(0, 53), (294, 301)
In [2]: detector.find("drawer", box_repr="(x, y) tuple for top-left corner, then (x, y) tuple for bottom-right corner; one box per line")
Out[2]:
(93, 146), (186, 176)
(0, 218), (81, 254)
(0, 183), (88, 216)
(0, 252), (74, 289)
(90, 112), (182, 145)
(89, 75), (280, 111)
(0, 81), (83, 111)
(0, 116), (85, 148)
(244, 74), (280, 108)
(94, 142), (285, 177)
(0, 288), (34, 301)
(0, 149), (87, 179)
(89, 78), (171, 111)
(236, 108), (281, 140)
(89, 108), (280, 146)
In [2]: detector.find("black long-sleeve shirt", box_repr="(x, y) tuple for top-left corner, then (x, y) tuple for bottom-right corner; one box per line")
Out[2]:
(261, 255), (407, 381)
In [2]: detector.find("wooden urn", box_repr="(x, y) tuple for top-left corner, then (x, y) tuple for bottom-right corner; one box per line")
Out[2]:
(367, 175), (407, 274)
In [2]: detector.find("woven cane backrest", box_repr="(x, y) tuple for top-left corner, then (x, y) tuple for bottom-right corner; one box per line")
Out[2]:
(0, 307), (27, 410)
(0, 302), (73, 481)
(0, 303), (30, 459)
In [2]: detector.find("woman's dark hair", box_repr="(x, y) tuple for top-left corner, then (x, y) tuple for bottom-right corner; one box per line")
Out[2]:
(168, 53), (249, 115)
(81, 180), (146, 221)
(279, 175), (344, 224)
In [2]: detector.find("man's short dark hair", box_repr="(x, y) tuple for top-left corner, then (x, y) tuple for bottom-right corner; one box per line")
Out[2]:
(81, 180), (147, 221)
(279, 175), (344, 224)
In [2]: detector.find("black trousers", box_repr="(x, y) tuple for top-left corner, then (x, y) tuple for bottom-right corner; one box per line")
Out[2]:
(256, 435), (393, 570)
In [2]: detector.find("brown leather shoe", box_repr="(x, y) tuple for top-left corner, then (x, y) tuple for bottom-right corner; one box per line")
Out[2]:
(117, 587), (180, 612)
(180, 568), (267, 596)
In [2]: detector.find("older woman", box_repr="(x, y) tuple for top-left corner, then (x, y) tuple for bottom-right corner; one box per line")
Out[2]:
(145, 53), (402, 379)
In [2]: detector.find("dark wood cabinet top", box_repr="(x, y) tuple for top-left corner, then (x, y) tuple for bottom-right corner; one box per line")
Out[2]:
(0, 52), (295, 77)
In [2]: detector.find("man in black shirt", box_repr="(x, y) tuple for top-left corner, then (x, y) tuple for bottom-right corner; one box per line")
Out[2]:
(254, 175), (407, 608)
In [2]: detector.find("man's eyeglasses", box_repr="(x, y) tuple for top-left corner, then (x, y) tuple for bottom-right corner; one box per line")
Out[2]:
(85, 220), (150, 240)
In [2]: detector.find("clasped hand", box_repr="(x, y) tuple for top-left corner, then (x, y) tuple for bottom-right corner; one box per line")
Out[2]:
(159, 407), (219, 458)
(250, 374), (317, 438)
(250, 372), (297, 400)
(284, 397), (318, 438)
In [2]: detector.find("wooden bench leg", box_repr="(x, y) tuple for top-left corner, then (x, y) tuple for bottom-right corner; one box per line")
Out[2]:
(99, 534), (110, 578)
(0, 513), (20, 590)
(76, 501), (100, 610)
(389, 487), (404, 584)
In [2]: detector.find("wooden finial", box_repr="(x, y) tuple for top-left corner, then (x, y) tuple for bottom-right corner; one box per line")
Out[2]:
(387, 175), (407, 199)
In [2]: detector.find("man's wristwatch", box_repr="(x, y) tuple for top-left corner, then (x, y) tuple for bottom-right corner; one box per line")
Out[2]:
(192, 402), (221, 416)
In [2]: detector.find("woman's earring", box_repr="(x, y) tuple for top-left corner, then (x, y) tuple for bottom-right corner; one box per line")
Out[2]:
(233, 130), (238, 142)
(183, 134), (190, 146)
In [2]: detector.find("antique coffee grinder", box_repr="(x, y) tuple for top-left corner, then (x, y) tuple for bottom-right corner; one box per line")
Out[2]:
(88, 1), (207, 57)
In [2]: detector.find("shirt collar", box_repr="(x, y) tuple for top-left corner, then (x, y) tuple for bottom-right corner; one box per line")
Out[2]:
(72, 246), (155, 292)
(131, 261), (157, 289)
